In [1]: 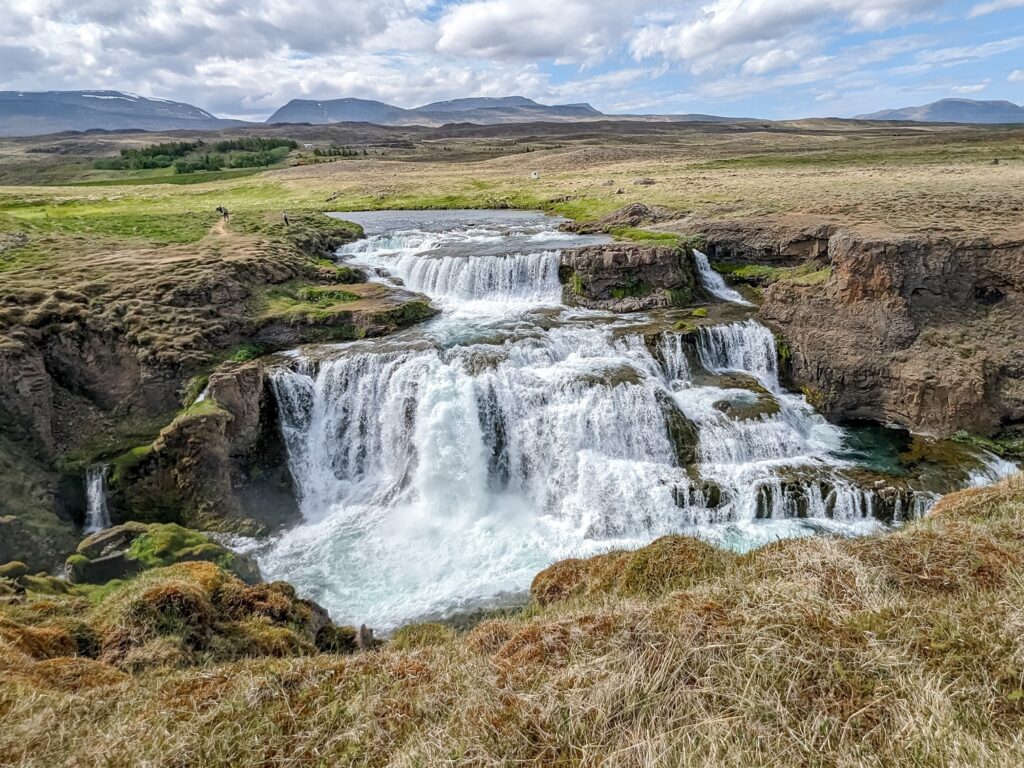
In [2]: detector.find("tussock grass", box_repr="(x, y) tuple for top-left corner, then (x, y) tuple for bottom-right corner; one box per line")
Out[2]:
(1, 475), (1023, 765)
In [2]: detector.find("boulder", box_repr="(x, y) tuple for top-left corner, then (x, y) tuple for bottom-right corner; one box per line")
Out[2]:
(66, 522), (261, 585)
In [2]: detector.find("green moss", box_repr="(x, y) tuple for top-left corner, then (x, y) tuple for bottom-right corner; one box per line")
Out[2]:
(125, 524), (226, 570)
(667, 288), (693, 307)
(181, 374), (209, 407)
(691, 307), (708, 318)
(610, 279), (653, 300)
(801, 385), (827, 411)
(786, 267), (832, 286)
(570, 272), (584, 296)
(712, 261), (832, 287)
(609, 227), (682, 245)
(109, 444), (156, 487)
(777, 339), (792, 367)
(65, 554), (97, 588)
(0, 561), (29, 580)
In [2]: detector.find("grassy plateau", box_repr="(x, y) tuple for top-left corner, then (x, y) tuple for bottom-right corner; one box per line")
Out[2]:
(0, 118), (1022, 766)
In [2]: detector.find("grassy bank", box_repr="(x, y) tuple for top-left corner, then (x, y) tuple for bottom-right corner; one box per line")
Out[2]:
(1, 474), (1022, 766)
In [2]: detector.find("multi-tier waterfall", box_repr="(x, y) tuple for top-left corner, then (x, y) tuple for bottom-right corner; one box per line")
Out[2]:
(256, 210), (1017, 630)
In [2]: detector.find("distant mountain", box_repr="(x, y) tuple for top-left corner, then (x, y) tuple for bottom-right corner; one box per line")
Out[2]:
(266, 96), (604, 126)
(0, 90), (241, 137)
(856, 98), (1024, 124)
(266, 98), (412, 126)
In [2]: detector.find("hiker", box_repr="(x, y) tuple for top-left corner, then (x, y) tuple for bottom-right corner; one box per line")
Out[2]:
(215, 205), (229, 220)
(283, 212), (290, 226)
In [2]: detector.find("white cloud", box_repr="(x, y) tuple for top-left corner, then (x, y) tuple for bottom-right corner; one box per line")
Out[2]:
(630, 0), (943, 68)
(436, 0), (649, 65)
(968, 0), (1024, 17)
(950, 80), (989, 94)
(1009, 69), (1024, 82)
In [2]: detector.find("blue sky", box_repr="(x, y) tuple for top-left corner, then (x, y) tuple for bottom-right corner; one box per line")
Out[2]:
(1, 0), (1022, 119)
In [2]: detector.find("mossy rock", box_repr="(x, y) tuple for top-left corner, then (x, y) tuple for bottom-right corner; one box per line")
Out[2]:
(67, 523), (259, 585)
(0, 561), (29, 580)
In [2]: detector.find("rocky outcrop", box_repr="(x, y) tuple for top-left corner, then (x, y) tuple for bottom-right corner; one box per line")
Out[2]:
(560, 243), (697, 311)
(690, 216), (835, 264)
(110, 360), (300, 535)
(759, 230), (1024, 436)
(560, 202), (670, 235)
(65, 522), (261, 585)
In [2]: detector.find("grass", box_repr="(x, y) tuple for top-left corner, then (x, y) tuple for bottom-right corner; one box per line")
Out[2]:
(609, 226), (683, 245)
(713, 261), (833, 287)
(1, 475), (1022, 765)
(260, 281), (361, 321)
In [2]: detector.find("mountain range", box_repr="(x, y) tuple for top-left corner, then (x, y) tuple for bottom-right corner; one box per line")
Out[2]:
(2, 91), (1023, 137)
(0, 91), (241, 136)
(265, 96), (603, 126)
(856, 98), (1024, 123)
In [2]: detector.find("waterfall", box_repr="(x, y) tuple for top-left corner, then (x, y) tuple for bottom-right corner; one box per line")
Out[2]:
(697, 320), (780, 390)
(84, 465), (111, 533)
(693, 249), (751, 305)
(255, 211), (1017, 630)
(385, 251), (562, 304)
(968, 452), (1018, 487)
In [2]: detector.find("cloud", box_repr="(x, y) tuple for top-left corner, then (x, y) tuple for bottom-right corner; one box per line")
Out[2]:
(630, 0), (944, 68)
(968, 0), (1024, 17)
(950, 80), (989, 94)
(0, 0), (1018, 120)
(436, 0), (647, 64)
(1009, 69), (1024, 82)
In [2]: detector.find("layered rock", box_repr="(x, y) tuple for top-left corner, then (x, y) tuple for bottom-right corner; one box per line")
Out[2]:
(758, 229), (1024, 436)
(560, 243), (697, 311)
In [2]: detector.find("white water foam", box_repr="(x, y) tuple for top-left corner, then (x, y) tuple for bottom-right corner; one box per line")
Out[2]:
(256, 213), (1018, 630)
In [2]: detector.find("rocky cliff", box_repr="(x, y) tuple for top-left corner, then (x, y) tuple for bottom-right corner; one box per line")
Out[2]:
(0, 213), (436, 568)
(681, 216), (1024, 438)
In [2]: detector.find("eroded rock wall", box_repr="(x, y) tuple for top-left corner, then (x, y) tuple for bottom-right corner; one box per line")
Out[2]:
(759, 230), (1024, 436)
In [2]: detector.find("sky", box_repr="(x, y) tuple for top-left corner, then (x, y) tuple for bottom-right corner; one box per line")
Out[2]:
(1, 0), (1022, 120)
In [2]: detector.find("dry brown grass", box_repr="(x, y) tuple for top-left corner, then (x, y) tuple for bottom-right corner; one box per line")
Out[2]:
(0, 476), (1022, 766)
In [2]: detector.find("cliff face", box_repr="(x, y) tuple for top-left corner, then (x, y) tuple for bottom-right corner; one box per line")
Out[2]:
(559, 243), (697, 311)
(757, 230), (1024, 436)
(110, 361), (300, 535)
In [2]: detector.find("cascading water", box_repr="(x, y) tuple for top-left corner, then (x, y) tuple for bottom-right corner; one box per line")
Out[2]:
(697, 319), (780, 390)
(257, 210), (1019, 630)
(693, 249), (751, 305)
(84, 465), (111, 533)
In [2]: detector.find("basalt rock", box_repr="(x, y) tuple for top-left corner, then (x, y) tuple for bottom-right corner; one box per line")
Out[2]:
(560, 243), (697, 312)
(758, 229), (1024, 436)
(560, 202), (670, 235)
(110, 360), (300, 535)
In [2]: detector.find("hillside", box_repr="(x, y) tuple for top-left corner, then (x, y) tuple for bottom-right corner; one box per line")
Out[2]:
(857, 98), (1024, 123)
(0, 91), (241, 137)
